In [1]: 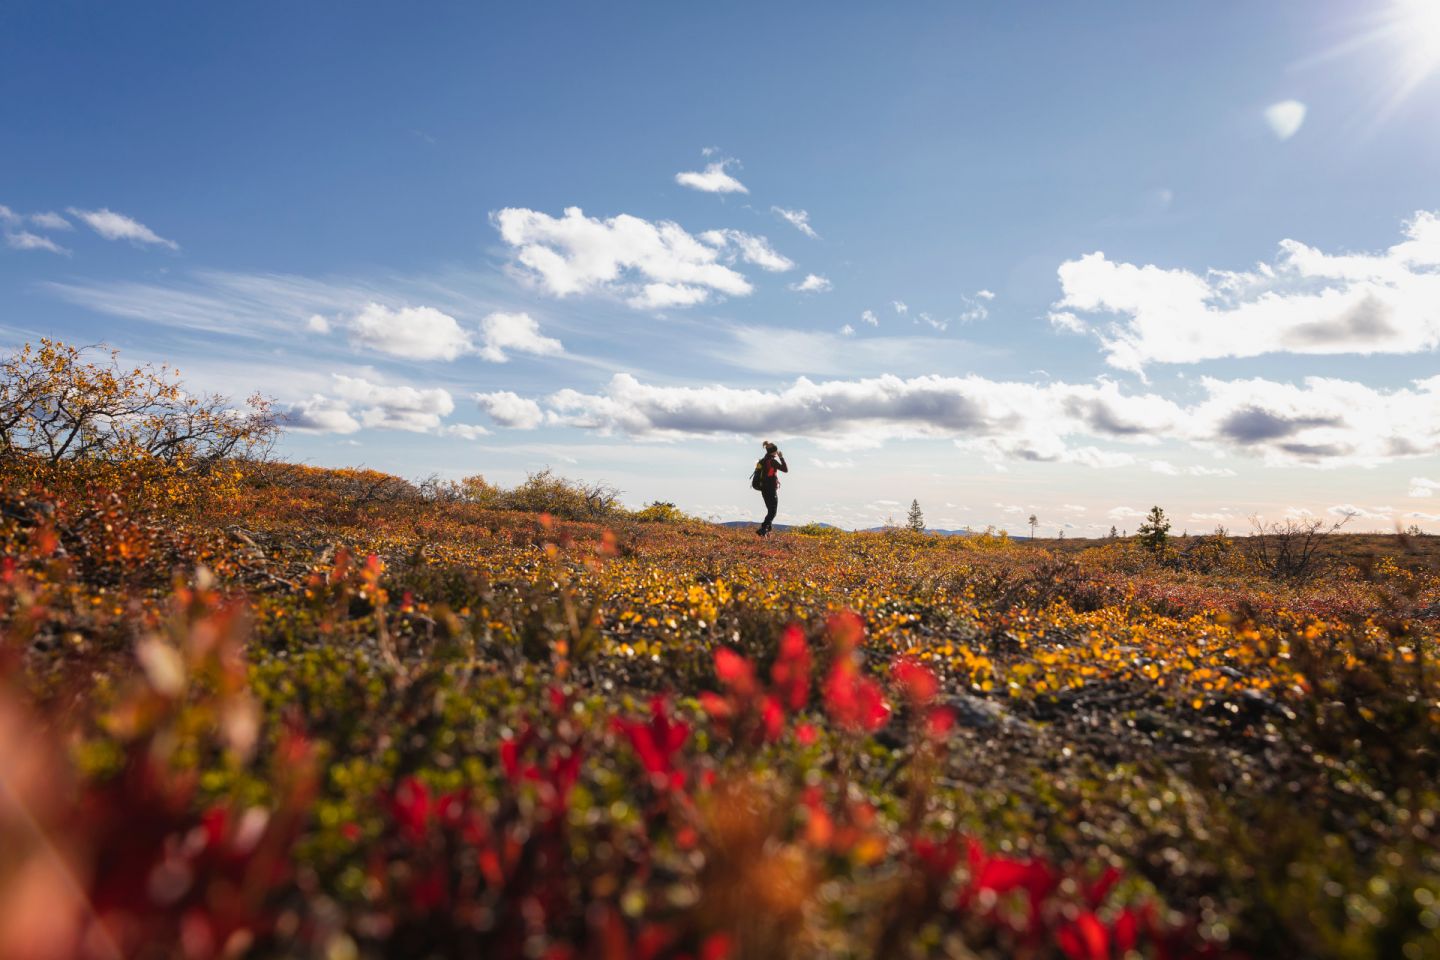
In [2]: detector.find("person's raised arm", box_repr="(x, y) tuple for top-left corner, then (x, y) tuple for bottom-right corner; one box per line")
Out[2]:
(777, 451), (788, 472)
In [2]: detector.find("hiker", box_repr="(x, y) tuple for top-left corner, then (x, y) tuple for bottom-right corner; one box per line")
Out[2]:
(753, 440), (788, 536)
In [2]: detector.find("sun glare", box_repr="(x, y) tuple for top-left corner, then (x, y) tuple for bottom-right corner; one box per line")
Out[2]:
(1386, 0), (1440, 104)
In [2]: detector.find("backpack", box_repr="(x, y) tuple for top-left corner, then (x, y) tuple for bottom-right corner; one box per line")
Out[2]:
(749, 459), (765, 491)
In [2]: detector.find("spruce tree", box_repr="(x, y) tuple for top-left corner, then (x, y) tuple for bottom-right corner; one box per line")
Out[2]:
(906, 499), (925, 532)
(1137, 506), (1172, 553)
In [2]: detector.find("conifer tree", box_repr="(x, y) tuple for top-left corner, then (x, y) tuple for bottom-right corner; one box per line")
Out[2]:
(906, 499), (925, 532)
(1137, 506), (1172, 553)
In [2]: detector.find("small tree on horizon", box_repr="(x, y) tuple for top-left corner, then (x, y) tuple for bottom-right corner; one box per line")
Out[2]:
(906, 499), (925, 532)
(1028, 513), (1038, 539)
(1109, 525), (1118, 539)
(1137, 506), (1172, 554)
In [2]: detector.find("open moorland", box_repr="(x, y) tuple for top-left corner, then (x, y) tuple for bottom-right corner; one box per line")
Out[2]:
(3, 451), (1438, 960)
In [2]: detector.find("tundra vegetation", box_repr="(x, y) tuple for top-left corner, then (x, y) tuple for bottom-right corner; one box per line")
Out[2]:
(1, 342), (1438, 959)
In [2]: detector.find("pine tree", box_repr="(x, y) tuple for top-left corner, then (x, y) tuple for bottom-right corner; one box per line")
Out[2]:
(1028, 513), (1038, 539)
(1108, 525), (1118, 539)
(1137, 506), (1172, 554)
(906, 499), (925, 532)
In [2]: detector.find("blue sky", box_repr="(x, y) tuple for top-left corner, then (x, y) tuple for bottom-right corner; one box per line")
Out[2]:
(4, 1), (1440, 532)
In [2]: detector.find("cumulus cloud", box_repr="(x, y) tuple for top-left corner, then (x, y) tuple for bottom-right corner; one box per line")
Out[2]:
(674, 161), (748, 194)
(335, 302), (563, 364)
(542, 371), (1185, 459)
(772, 206), (818, 238)
(791, 273), (832, 293)
(839, 323), (855, 336)
(493, 206), (785, 309)
(860, 309), (879, 326)
(348, 302), (474, 361)
(443, 423), (492, 440)
(284, 395), (362, 434)
(1265, 100), (1307, 140)
(474, 390), (546, 429)
(332, 375), (455, 432)
(892, 300), (908, 315)
(67, 207), (178, 249)
(484, 369), (1440, 468)
(283, 375), (454, 434)
(5, 231), (69, 255)
(1050, 210), (1440, 371)
(1187, 374), (1440, 465)
(0, 205), (17, 225)
(479, 311), (564, 363)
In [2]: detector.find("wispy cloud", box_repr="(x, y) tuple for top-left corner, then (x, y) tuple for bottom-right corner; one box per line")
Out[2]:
(5, 231), (69, 256)
(772, 206), (818, 238)
(674, 160), (748, 194)
(30, 212), (71, 231)
(67, 207), (178, 249)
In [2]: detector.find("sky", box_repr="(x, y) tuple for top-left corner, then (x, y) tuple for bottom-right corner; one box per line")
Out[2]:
(3, 1), (1440, 534)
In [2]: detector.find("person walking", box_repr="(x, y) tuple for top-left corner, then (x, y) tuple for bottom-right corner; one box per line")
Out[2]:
(755, 440), (788, 536)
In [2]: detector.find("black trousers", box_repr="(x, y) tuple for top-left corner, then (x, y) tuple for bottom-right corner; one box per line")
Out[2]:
(761, 488), (778, 530)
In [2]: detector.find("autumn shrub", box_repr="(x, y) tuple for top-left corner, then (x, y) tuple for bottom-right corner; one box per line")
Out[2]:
(633, 500), (695, 523)
(0, 340), (278, 512)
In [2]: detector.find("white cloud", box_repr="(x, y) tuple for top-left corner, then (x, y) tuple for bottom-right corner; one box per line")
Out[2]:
(493, 206), (762, 309)
(67, 207), (178, 249)
(1188, 374), (1440, 465)
(791, 273), (832, 293)
(284, 395), (362, 434)
(493, 369), (1440, 468)
(977, 289), (996, 300)
(306, 314), (331, 334)
(332, 375), (455, 432)
(860, 309), (878, 326)
(772, 206), (818, 238)
(1150, 460), (1180, 475)
(348, 302), (474, 361)
(674, 161), (748, 194)
(5, 231), (69, 255)
(0, 205), (17, 225)
(282, 373), (457, 436)
(1190, 511), (1235, 523)
(443, 423), (492, 440)
(541, 371), (1185, 459)
(30, 212), (70, 231)
(474, 390), (546, 429)
(478, 311), (564, 362)
(699, 229), (794, 271)
(1050, 210), (1440, 371)
(1409, 477), (1440, 497)
(811, 457), (856, 469)
(1265, 100), (1307, 140)
(1107, 506), (1146, 520)
(892, 300), (908, 315)
(1328, 503), (1391, 521)
(839, 323), (855, 336)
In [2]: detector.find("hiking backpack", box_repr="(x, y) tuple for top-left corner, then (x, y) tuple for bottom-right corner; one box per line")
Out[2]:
(749, 459), (765, 491)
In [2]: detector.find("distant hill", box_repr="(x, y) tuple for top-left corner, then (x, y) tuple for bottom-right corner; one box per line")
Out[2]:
(719, 520), (974, 536)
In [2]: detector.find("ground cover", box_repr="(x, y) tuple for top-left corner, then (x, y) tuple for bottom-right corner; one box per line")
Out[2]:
(1, 460), (1437, 959)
